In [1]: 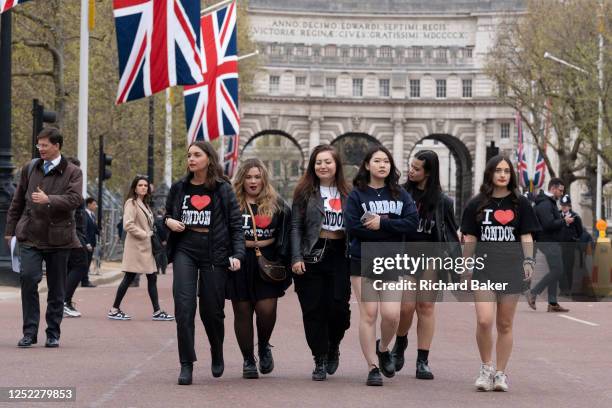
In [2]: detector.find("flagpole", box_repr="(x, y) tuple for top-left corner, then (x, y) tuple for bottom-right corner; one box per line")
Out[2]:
(164, 89), (172, 188)
(77, 0), (89, 197)
(237, 50), (259, 62)
(201, 0), (233, 15)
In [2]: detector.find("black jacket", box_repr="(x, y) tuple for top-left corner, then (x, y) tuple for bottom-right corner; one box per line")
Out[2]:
(85, 209), (99, 247)
(165, 177), (245, 266)
(75, 203), (88, 247)
(534, 191), (563, 242)
(290, 191), (348, 265)
(272, 199), (292, 264)
(559, 209), (584, 243)
(435, 193), (461, 249)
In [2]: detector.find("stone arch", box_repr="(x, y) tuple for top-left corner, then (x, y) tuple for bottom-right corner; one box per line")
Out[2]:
(408, 133), (473, 219)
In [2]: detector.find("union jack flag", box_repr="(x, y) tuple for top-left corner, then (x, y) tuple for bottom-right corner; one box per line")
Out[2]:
(516, 112), (530, 189)
(183, 1), (238, 143)
(113, 0), (203, 104)
(223, 134), (239, 177)
(1, 0), (31, 13)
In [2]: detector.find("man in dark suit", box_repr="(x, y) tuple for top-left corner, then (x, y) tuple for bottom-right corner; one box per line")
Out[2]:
(82, 197), (99, 287)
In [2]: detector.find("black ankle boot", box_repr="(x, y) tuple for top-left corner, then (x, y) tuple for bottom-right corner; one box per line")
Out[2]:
(312, 356), (327, 381)
(243, 356), (259, 379)
(326, 343), (340, 375)
(258, 344), (274, 375)
(211, 348), (224, 378)
(391, 335), (408, 372)
(178, 363), (193, 385)
(416, 359), (434, 380)
(376, 339), (395, 378)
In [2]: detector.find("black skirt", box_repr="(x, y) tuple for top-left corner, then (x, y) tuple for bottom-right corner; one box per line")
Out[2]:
(225, 247), (292, 302)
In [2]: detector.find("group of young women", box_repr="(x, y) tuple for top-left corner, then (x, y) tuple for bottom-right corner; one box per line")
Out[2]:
(112, 140), (540, 392)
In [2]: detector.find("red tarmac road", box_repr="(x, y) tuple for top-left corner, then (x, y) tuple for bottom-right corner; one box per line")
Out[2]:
(1, 269), (611, 408)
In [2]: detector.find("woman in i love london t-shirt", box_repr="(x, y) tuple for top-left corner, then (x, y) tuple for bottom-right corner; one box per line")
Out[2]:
(344, 145), (419, 386)
(290, 144), (352, 382)
(460, 155), (540, 392)
(164, 141), (245, 385)
(226, 159), (292, 379)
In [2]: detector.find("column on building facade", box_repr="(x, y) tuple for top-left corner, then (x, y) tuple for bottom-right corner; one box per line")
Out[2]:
(474, 120), (486, 188)
(392, 119), (405, 172)
(309, 116), (321, 153)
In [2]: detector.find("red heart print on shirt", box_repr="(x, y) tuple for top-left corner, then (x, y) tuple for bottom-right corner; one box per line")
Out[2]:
(190, 195), (211, 211)
(254, 215), (272, 229)
(328, 198), (342, 211)
(494, 209), (515, 225)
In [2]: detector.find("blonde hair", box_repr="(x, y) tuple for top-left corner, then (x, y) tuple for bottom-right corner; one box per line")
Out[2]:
(232, 158), (279, 217)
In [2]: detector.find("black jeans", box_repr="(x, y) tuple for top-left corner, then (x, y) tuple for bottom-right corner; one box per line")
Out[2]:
(172, 231), (227, 363)
(112, 272), (160, 312)
(65, 247), (89, 304)
(81, 249), (94, 285)
(19, 245), (71, 340)
(532, 243), (564, 303)
(293, 239), (351, 358)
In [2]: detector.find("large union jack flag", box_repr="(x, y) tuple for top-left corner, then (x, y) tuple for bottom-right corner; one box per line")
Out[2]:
(1, 0), (31, 13)
(113, 0), (203, 104)
(183, 1), (238, 143)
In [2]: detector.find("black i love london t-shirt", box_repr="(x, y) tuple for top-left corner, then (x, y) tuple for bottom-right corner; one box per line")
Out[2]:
(180, 183), (213, 228)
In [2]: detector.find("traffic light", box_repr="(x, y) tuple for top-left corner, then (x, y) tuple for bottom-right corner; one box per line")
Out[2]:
(32, 99), (57, 158)
(100, 152), (112, 181)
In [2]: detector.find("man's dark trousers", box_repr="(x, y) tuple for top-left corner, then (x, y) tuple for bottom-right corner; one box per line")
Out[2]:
(20, 245), (71, 340)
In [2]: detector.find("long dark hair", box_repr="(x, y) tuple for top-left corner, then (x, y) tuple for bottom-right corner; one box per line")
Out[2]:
(293, 144), (350, 206)
(476, 155), (520, 219)
(187, 141), (226, 189)
(126, 175), (152, 207)
(353, 145), (401, 199)
(404, 150), (441, 216)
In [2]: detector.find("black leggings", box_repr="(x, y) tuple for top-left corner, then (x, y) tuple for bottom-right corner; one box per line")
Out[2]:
(113, 272), (160, 312)
(231, 298), (278, 359)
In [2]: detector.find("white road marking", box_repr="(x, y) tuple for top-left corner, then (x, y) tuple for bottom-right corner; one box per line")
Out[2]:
(558, 314), (600, 327)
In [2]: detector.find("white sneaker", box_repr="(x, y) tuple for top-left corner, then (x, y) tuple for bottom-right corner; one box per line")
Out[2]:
(474, 363), (495, 391)
(493, 371), (509, 392)
(63, 302), (82, 318)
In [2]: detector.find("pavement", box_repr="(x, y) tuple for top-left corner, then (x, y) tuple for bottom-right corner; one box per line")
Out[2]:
(0, 264), (611, 408)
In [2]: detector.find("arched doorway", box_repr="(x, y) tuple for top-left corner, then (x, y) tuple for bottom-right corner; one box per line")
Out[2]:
(408, 134), (473, 219)
(331, 133), (381, 182)
(241, 131), (304, 202)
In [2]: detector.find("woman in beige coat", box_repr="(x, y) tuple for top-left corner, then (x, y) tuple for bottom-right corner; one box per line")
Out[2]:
(108, 176), (174, 321)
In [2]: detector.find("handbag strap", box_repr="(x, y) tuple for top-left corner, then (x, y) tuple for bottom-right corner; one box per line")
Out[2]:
(246, 203), (262, 257)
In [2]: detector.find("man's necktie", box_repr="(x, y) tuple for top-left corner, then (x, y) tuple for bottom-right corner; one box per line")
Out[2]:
(43, 161), (52, 175)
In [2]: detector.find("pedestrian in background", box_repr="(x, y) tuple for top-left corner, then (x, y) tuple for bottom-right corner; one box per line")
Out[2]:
(291, 144), (351, 382)
(164, 141), (244, 385)
(4, 127), (83, 348)
(558, 194), (583, 295)
(107, 176), (174, 322)
(345, 145), (418, 386)
(82, 197), (99, 287)
(227, 158), (292, 379)
(461, 155), (540, 392)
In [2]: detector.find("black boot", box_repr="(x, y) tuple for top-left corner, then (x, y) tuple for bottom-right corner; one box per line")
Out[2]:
(366, 366), (383, 386)
(326, 343), (340, 375)
(210, 348), (224, 378)
(416, 359), (434, 380)
(312, 356), (327, 381)
(243, 356), (259, 379)
(391, 335), (408, 372)
(258, 343), (274, 375)
(178, 363), (193, 385)
(376, 339), (395, 378)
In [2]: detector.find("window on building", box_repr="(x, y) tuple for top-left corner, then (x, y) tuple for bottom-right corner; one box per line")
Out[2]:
(295, 76), (306, 93)
(380, 46), (392, 59)
(465, 47), (473, 58)
(354, 47), (366, 58)
(435, 48), (447, 61)
(325, 78), (336, 96)
(411, 47), (421, 59)
(270, 44), (282, 55)
(295, 44), (306, 56)
(341, 47), (350, 58)
(500, 123), (510, 139)
(462, 79), (473, 98)
(324, 45), (337, 57)
(312, 46), (321, 57)
(379, 79), (390, 97)
(353, 78), (363, 97)
(498, 82), (508, 98)
(409, 79), (420, 98)
(424, 48), (432, 58)
(269, 75), (280, 94)
(436, 79), (447, 98)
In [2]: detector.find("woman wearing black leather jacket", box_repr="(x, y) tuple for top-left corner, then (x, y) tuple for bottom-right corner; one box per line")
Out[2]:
(290, 144), (351, 382)
(164, 141), (245, 385)
(227, 158), (292, 379)
(392, 150), (460, 381)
